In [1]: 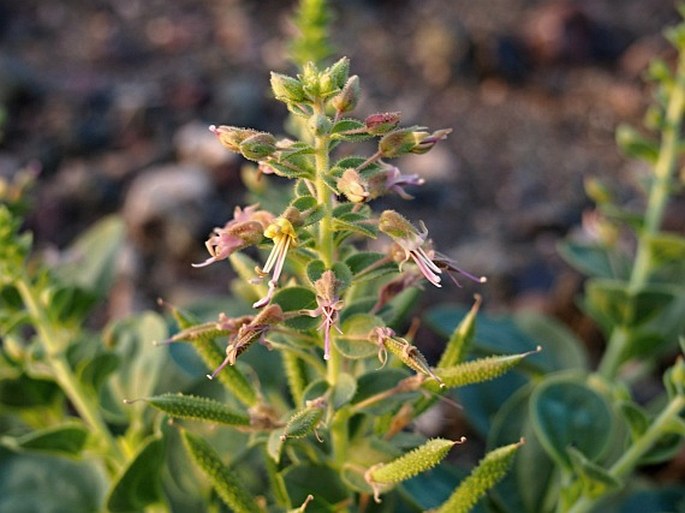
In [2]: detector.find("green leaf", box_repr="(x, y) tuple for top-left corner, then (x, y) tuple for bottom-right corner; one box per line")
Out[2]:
(182, 431), (260, 513)
(487, 384), (553, 513)
(352, 369), (410, 405)
(107, 436), (165, 512)
(344, 251), (397, 282)
(0, 449), (106, 512)
(44, 285), (97, 324)
(335, 313), (384, 359)
(142, 393), (250, 426)
(331, 118), (371, 142)
(615, 123), (659, 163)
(267, 428), (286, 464)
(585, 278), (671, 329)
(567, 446), (621, 498)
(283, 464), (349, 511)
(290, 195), (323, 226)
(332, 372), (357, 408)
(557, 240), (626, 279)
(433, 440), (524, 513)
(106, 312), (169, 407)
(530, 375), (613, 469)
(618, 401), (649, 441)
(514, 311), (587, 371)
(272, 286), (319, 330)
(52, 215), (125, 298)
(306, 259), (327, 284)
(8, 423), (88, 456)
(332, 217), (377, 240)
(0, 374), (61, 409)
(644, 232), (685, 283)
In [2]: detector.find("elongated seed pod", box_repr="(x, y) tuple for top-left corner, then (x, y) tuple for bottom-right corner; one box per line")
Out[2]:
(171, 307), (258, 407)
(383, 337), (443, 386)
(145, 393), (250, 427)
(433, 348), (541, 391)
(281, 400), (326, 440)
(165, 321), (231, 344)
(432, 439), (524, 513)
(437, 295), (481, 369)
(366, 438), (463, 501)
(182, 431), (261, 513)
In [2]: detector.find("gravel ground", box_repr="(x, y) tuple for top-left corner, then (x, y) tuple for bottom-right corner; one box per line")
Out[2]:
(1, 0), (681, 324)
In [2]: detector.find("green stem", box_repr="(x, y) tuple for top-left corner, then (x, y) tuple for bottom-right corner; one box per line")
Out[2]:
(598, 50), (685, 379)
(566, 395), (685, 513)
(16, 278), (124, 468)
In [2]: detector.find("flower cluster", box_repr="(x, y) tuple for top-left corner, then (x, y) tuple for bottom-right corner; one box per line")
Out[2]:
(191, 57), (485, 382)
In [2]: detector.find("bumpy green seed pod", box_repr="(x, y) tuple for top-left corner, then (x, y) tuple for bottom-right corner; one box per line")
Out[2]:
(366, 438), (463, 502)
(144, 393), (250, 427)
(281, 398), (326, 441)
(434, 348), (541, 391)
(170, 307), (258, 407)
(437, 294), (481, 369)
(432, 439), (524, 513)
(182, 431), (261, 513)
(383, 336), (443, 387)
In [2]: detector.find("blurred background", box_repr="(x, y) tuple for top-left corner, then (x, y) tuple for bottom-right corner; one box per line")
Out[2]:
(0, 0), (681, 337)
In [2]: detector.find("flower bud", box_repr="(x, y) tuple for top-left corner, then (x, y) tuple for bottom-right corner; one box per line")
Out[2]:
(270, 72), (306, 103)
(239, 132), (277, 161)
(281, 206), (304, 227)
(365, 112), (401, 135)
(337, 168), (369, 203)
(330, 75), (360, 114)
(301, 62), (322, 98)
(326, 57), (350, 88)
(307, 113), (332, 136)
(210, 125), (259, 153)
(378, 128), (419, 158)
(378, 210), (417, 242)
(411, 128), (452, 154)
(378, 127), (451, 158)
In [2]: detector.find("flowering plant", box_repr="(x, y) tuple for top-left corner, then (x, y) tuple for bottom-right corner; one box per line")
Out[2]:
(156, 27), (531, 513)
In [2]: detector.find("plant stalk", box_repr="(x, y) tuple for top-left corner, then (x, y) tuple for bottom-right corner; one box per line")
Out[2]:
(598, 50), (685, 379)
(565, 395), (685, 513)
(15, 278), (125, 468)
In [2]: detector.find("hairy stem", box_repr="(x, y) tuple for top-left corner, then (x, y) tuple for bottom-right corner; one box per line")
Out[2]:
(16, 278), (124, 469)
(598, 50), (685, 379)
(566, 395), (685, 513)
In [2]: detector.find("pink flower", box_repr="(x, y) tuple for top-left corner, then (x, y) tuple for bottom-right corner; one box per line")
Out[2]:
(379, 210), (486, 288)
(193, 205), (273, 268)
(252, 217), (298, 308)
(379, 210), (444, 287)
(302, 271), (343, 360)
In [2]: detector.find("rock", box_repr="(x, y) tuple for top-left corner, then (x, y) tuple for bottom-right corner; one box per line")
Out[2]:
(122, 163), (212, 258)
